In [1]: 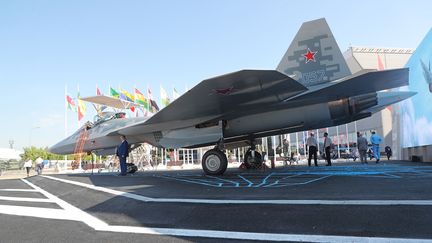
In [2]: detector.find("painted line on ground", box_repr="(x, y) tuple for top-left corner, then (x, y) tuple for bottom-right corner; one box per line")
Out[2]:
(0, 205), (77, 221)
(0, 196), (53, 203)
(41, 175), (432, 205)
(0, 179), (427, 242)
(0, 189), (37, 192)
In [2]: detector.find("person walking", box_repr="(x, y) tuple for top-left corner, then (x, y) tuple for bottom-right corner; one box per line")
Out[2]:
(35, 157), (44, 175)
(23, 159), (32, 177)
(116, 135), (129, 176)
(306, 132), (318, 167)
(357, 132), (368, 164)
(370, 131), (382, 163)
(323, 132), (332, 166)
(385, 146), (392, 160)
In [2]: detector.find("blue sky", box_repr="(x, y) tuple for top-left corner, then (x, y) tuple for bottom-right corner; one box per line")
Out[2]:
(0, 0), (431, 151)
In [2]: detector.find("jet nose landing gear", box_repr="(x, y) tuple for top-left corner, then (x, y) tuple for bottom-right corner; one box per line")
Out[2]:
(202, 149), (228, 175)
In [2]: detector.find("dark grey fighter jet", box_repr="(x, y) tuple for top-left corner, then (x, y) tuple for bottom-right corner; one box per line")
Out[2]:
(49, 18), (415, 175)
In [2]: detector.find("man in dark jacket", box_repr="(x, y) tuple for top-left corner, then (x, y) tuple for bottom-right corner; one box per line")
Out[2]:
(116, 135), (129, 176)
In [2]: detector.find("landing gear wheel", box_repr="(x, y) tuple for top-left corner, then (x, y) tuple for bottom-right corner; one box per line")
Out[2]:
(202, 149), (228, 175)
(244, 149), (263, 169)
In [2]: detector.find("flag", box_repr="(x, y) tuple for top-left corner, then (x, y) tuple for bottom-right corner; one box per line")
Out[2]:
(147, 88), (153, 112)
(160, 85), (170, 107)
(77, 92), (87, 121)
(147, 88), (159, 113)
(110, 87), (120, 98)
(173, 88), (180, 100)
(377, 54), (385, 71)
(150, 99), (160, 113)
(95, 87), (106, 113)
(134, 88), (148, 107)
(66, 95), (76, 112)
(121, 89), (135, 102)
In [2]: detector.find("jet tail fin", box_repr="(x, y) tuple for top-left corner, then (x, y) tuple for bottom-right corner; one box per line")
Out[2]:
(276, 18), (351, 87)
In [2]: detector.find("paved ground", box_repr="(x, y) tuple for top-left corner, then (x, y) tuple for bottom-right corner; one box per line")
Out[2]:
(1, 161), (432, 242)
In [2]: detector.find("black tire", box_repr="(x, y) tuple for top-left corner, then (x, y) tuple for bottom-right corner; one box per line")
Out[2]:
(202, 149), (228, 175)
(244, 149), (262, 169)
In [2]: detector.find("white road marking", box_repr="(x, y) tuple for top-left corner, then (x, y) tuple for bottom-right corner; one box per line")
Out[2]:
(0, 205), (78, 221)
(0, 178), (427, 242)
(0, 196), (53, 203)
(0, 189), (36, 192)
(42, 175), (432, 205)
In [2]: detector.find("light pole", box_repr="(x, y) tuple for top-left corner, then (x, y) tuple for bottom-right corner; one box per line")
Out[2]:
(29, 126), (40, 148)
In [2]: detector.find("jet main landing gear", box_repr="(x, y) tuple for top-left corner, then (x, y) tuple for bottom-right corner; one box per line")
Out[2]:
(202, 149), (228, 175)
(243, 141), (263, 169)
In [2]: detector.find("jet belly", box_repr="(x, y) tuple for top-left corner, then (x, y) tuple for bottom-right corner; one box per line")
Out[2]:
(155, 122), (223, 149)
(224, 103), (333, 138)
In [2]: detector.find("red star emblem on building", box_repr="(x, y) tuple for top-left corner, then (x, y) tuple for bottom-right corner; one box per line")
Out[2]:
(303, 48), (318, 63)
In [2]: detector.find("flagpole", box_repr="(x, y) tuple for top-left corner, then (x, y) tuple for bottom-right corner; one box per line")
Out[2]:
(64, 84), (68, 164)
(65, 84), (68, 138)
(77, 84), (80, 129)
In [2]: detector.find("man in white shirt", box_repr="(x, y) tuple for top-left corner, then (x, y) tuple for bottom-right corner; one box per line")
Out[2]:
(306, 132), (318, 166)
(323, 132), (332, 166)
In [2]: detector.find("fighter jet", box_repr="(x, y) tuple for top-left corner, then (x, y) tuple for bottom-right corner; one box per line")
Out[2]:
(420, 59), (432, 92)
(49, 18), (415, 175)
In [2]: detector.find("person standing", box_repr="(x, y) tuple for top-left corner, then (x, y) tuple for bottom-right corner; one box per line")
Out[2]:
(306, 132), (318, 167)
(323, 132), (332, 166)
(357, 132), (368, 164)
(116, 135), (129, 176)
(385, 146), (392, 160)
(370, 131), (382, 163)
(23, 159), (32, 177)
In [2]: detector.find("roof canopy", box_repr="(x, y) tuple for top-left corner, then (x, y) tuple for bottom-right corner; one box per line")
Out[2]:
(80, 95), (136, 109)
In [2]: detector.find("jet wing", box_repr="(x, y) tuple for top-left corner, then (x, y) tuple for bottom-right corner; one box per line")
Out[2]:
(107, 70), (307, 137)
(143, 69), (307, 127)
(285, 68), (409, 106)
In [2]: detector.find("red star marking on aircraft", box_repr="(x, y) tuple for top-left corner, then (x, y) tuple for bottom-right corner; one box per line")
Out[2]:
(303, 48), (318, 63)
(213, 86), (234, 95)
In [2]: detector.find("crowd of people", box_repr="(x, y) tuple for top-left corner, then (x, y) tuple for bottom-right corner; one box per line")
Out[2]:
(298, 130), (391, 166)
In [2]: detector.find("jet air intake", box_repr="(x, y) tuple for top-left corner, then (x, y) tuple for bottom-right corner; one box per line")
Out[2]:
(329, 93), (378, 122)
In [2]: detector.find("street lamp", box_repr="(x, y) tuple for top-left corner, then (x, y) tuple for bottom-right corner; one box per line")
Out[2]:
(29, 126), (40, 147)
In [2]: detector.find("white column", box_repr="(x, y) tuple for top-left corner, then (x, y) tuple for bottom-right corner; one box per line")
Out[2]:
(336, 126), (341, 159)
(345, 124), (349, 149)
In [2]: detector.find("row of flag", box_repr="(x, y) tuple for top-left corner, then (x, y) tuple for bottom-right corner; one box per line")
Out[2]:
(66, 86), (181, 121)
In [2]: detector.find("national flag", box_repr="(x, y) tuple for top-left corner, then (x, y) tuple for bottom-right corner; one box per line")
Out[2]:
(66, 95), (77, 112)
(121, 89), (135, 102)
(134, 88), (148, 107)
(110, 87), (120, 98)
(173, 88), (180, 100)
(147, 87), (159, 113)
(150, 99), (160, 113)
(95, 87), (106, 113)
(77, 92), (87, 121)
(377, 54), (385, 71)
(160, 85), (170, 107)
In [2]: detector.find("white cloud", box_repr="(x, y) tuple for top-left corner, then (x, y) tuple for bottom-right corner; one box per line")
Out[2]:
(401, 99), (432, 147)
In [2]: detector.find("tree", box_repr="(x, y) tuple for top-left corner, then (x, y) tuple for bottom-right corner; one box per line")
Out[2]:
(21, 146), (67, 161)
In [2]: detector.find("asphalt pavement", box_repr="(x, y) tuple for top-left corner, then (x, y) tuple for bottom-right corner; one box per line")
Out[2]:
(1, 161), (432, 242)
